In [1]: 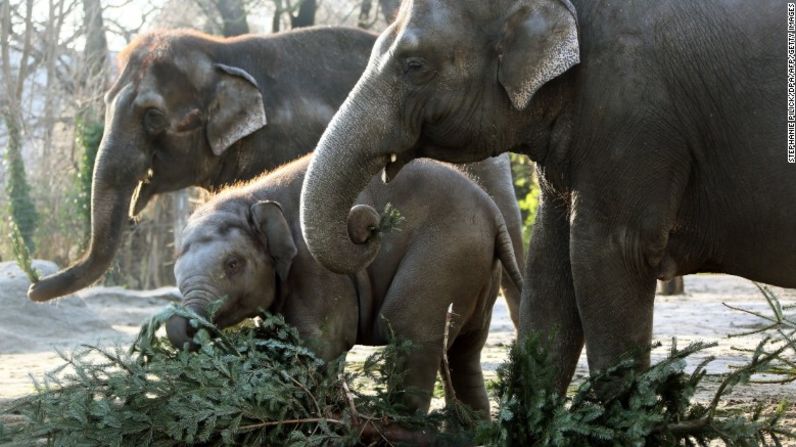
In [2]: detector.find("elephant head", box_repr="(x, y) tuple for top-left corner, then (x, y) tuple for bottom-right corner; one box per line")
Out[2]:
(166, 200), (296, 349)
(28, 31), (267, 301)
(300, 0), (579, 273)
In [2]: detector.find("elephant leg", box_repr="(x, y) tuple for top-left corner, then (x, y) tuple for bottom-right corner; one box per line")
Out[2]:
(447, 325), (491, 415)
(567, 139), (687, 382)
(520, 193), (583, 395)
(569, 217), (658, 380)
(376, 244), (495, 413)
(567, 175), (685, 381)
(376, 268), (449, 413)
(392, 340), (445, 414)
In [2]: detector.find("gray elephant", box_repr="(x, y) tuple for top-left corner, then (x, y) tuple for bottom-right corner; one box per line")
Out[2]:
(299, 0), (796, 394)
(165, 154), (523, 415)
(28, 28), (525, 331)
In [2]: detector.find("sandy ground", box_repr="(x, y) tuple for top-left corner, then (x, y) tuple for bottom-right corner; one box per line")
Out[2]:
(1, 261), (794, 438)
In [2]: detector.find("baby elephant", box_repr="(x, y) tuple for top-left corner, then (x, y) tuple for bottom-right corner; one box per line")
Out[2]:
(166, 154), (522, 415)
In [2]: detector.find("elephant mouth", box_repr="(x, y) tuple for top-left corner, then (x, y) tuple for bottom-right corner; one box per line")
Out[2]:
(382, 152), (412, 184)
(130, 169), (156, 216)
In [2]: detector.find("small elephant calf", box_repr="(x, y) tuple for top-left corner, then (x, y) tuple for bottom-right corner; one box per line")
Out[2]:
(166, 154), (522, 415)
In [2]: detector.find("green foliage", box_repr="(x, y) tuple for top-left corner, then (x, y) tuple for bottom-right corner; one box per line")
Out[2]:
(726, 283), (796, 385)
(3, 288), (793, 446)
(378, 202), (405, 234)
(2, 306), (477, 446)
(3, 121), (38, 253)
(8, 217), (39, 282)
(481, 285), (796, 446)
(73, 118), (104, 245)
(0, 422), (9, 444)
(510, 154), (540, 245)
(4, 308), (341, 446)
(479, 336), (793, 446)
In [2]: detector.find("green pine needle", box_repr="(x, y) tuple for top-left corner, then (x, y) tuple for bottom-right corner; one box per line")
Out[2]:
(1, 306), (476, 446)
(378, 202), (405, 234)
(8, 217), (39, 283)
(2, 287), (793, 446)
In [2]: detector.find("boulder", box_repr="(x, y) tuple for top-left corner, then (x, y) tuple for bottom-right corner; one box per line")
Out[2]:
(0, 261), (121, 353)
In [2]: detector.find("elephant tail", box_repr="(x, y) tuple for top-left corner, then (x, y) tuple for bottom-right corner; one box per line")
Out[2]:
(494, 212), (524, 292)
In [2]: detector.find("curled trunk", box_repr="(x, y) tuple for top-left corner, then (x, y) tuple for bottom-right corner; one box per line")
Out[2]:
(28, 84), (151, 302)
(28, 174), (138, 301)
(300, 79), (404, 274)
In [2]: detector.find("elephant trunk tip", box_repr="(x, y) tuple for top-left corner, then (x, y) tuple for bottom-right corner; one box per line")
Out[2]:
(347, 204), (381, 245)
(300, 195), (383, 275)
(27, 269), (80, 302)
(25, 244), (120, 302)
(166, 315), (199, 351)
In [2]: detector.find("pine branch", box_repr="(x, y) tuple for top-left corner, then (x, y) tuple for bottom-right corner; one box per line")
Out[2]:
(8, 218), (39, 282)
(378, 202), (405, 234)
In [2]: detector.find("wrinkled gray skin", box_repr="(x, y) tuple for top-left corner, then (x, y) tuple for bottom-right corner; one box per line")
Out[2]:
(300, 0), (796, 394)
(166, 155), (523, 415)
(27, 27), (524, 330)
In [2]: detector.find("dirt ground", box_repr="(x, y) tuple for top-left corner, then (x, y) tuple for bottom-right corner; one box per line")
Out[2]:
(1, 261), (794, 440)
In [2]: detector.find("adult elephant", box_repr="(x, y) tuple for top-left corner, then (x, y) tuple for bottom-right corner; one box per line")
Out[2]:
(300, 0), (796, 393)
(27, 26), (525, 327)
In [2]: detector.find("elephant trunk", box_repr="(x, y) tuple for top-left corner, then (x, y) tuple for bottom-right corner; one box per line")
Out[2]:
(27, 130), (148, 301)
(301, 77), (408, 274)
(166, 289), (214, 350)
(165, 305), (207, 351)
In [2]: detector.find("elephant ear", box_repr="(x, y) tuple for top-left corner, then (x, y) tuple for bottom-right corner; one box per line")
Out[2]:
(497, 0), (580, 110)
(207, 63), (268, 156)
(250, 200), (297, 283)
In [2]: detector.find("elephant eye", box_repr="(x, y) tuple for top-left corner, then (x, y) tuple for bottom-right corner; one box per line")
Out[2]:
(402, 57), (435, 85)
(403, 57), (425, 74)
(224, 256), (245, 276)
(144, 108), (169, 135)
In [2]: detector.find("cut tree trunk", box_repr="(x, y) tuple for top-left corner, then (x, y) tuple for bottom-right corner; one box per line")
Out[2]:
(290, 0), (316, 28)
(657, 276), (685, 295)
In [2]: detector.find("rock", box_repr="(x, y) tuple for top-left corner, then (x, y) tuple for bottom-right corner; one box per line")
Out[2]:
(0, 261), (122, 353)
(75, 286), (180, 328)
(77, 286), (181, 304)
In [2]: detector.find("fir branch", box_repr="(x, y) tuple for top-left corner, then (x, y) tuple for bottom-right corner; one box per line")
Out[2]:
(8, 217), (38, 282)
(1, 306), (478, 446)
(238, 417), (346, 431)
(378, 202), (405, 234)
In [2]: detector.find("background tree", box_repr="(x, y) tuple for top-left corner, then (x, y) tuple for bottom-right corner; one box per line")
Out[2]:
(358, 0), (399, 29)
(73, 0), (110, 243)
(270, 0), (316, 32)
(81, 0), (110, 104)
(215, 0), (249, 36)
(379, 0), (399, 22)
(197, 0), (249, 36)
(1, 0), (39, 252)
